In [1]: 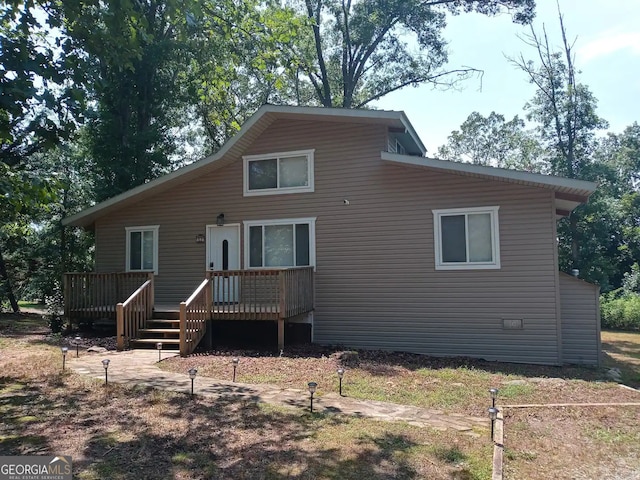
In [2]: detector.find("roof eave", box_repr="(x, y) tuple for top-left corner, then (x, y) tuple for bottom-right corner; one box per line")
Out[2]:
(381, 152), (597, 205)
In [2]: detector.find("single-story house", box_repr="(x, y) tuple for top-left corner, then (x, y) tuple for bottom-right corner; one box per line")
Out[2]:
(62, 105), (601, 366)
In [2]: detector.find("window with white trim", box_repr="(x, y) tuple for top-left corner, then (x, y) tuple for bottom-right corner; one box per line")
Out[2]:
(125, 226), (159, 274)
(243, 149), (314, 196)
(432, 207), (500, 270)
(244, 218), (316, 268)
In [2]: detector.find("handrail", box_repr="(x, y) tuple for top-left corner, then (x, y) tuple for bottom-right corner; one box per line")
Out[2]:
(116, 274), (154, 350)
(179, 277), (211, 356)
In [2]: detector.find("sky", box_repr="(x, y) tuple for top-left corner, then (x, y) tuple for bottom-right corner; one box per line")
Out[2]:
(373, 0), (640, 154)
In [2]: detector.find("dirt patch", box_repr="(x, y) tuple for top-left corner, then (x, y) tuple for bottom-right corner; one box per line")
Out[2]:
(503, 406), (640, 480)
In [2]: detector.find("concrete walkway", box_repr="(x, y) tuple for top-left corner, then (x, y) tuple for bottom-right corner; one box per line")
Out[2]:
(69, 349), (486, 435)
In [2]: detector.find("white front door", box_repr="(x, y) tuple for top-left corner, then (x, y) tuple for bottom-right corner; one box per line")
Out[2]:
(208, 225), (240, 303)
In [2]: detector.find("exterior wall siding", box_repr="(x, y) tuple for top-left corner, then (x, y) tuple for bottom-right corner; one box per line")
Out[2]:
(559, 273), (601, 365)
(96, 118), (563, 364)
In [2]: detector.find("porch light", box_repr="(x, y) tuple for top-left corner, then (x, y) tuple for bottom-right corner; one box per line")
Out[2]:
(216, 213), (225, 226)
(232, 357), (239, 382)
(61, 346), (69, 370)
(488, 407), (498, 441)
(337, 368), (345, 396)
(188, 368), (198, 397)
(307, 382), (318, 413)
(195, 234), (205, 244)
(102, 359), (110, 386)
(74, 336), (81, 358)
(489, 388), (499, 408)
(156, 342), (163, 362)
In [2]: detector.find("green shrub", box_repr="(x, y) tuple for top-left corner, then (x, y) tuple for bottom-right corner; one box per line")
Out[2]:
(601, 292), (640, 331)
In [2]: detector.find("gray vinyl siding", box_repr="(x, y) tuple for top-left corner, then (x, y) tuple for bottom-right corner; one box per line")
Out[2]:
(96, 118), (564, 365)
(559, 273), (601, 366)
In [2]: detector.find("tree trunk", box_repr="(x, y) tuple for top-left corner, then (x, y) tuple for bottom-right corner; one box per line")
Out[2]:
(0, 244), (20, 313)
(570, 213), (579, 267)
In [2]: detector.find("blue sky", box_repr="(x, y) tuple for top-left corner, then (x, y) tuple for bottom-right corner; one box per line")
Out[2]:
(373, 0), (640, 154)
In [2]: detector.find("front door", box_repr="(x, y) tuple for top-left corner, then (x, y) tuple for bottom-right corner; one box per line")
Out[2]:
(208, 225), (240, 303)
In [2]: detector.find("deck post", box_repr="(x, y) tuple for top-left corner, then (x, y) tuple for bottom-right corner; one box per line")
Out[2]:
(179, 302), (187, 357)
(148, 272), (155, 308)
(116, 302), (124, 350)
(205, 271), (213, 321)
(278, 270), (286, 318)
(277, 318), (285, 352)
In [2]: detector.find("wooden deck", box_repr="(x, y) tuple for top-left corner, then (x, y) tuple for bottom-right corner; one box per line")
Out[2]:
(68, 303), (281, 321)
(64, 267), (314, 355)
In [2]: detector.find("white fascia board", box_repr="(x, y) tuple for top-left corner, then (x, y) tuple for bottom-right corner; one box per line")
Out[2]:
(381, 151), (597, 197)
(398, 112), (427, 155)
(63, 105), (277, 227)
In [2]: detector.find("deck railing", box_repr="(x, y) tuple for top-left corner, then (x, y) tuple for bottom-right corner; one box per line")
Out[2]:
(64, 272), (152, 322)
(279, 267), (315, 318)
(207, 267), (314, 320)
(179, 277), (211, 356)
(116, 278), (154, 351)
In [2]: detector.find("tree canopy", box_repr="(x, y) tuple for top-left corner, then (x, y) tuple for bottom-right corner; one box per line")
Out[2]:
(296, 0), (536, 108)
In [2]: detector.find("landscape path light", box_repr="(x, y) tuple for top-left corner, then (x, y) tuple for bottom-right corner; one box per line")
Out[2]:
(188, 368), (198, 397)
(307, 382), (318, 413)
(102, 359), (110, 386)
(74, 336), (81, 358)
(337, 368), (345, 396)
(232, 357), (239, 382)
(61, 346), (69, 370)
(489, 388), (499, 408)
(488, 407), (498, 441)
(156, 342), (163, 362)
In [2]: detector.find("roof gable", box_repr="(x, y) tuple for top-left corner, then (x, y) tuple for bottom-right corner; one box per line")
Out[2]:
(64, 105), (425, 227)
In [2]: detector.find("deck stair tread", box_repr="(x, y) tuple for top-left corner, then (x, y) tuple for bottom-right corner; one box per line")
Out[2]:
(130, 338), (181, 345)
(138, 328), (181, 334)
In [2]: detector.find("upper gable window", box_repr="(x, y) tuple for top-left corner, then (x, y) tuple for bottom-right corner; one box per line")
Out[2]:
(243, 149), (314, 196)
(432, 206), (500, 270)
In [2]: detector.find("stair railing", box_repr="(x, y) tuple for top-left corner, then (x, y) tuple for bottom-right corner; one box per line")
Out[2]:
(116, 273), (154, 350)
(179, 275), (211, 356)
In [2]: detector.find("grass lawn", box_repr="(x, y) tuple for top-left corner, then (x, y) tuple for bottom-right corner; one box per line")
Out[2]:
(161, 334), (640, 418)
(0, 313), (491, 480)
(1, 313), (639, 479)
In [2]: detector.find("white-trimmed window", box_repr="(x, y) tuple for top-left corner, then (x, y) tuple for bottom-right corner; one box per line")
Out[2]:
(244, 218), (316, 268)
(243, 149), (314, 196)
(125, 226), (159, 274)
(432, 207), (500, 270)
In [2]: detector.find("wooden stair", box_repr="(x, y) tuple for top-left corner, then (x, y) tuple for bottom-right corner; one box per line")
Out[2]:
(129, 309), (183, 350)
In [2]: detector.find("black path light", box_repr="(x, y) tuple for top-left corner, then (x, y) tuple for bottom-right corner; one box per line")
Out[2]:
(489, 388), (499, 408)
(188, 368), (198, 397)
(232, 357), (239, 382)
(61, 346), (69, 370)
(488, 407), (498, 441)
(74, 336), (81, 358)
(337, 368), (345, 396)
(307, 382), (318, 413)
(102, 359), (110, 386)
(156, 342), (163, 362)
